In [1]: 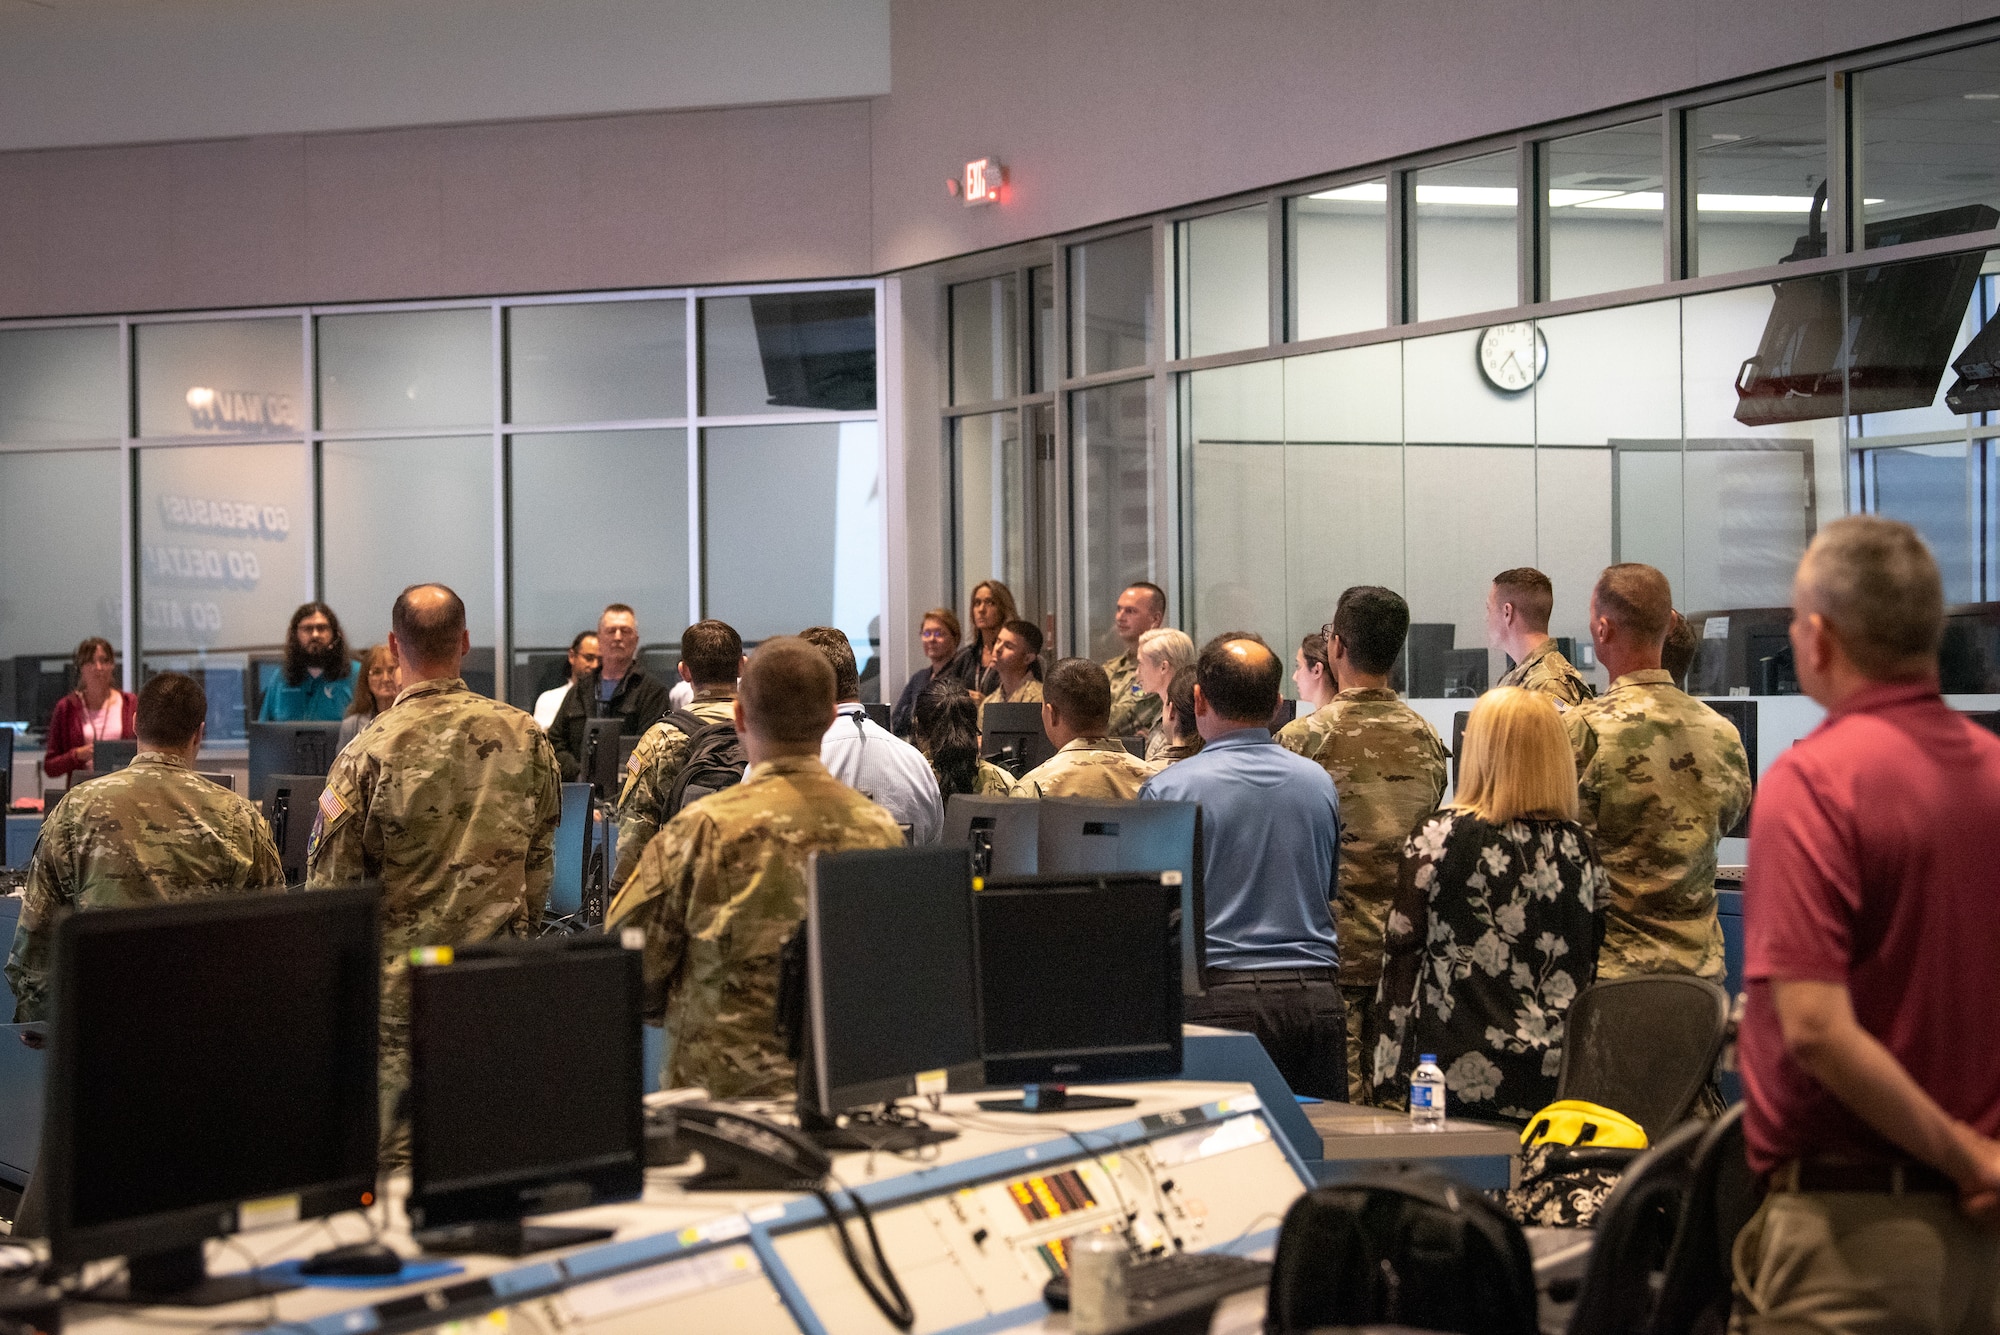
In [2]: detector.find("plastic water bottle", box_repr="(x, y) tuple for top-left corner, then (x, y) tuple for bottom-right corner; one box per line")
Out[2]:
(1069, 1231), (1129, 1334)
(1410, 1054), (1446, 1128)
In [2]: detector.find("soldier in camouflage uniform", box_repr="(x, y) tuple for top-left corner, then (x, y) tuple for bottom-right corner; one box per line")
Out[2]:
(1565, 565), (1751, 980)
(1104, 582), (1168, 737)
(608, 636), (903, 1096)
(1487, 567), (1594, 708)
(1293, 589), (1449, 1101)
(6, 673), (285, 1022)
(611, 620), (744, 889)
(973, 759), (1016, 795)
(1013, 658), (1157, 799)
(305, 585), (561, 1157)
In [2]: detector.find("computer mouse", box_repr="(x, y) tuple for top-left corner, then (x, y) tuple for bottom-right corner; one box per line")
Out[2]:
(299, 1242), (404, 1276)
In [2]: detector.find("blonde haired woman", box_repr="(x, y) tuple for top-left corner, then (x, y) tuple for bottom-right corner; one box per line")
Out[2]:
(1370, 687), (1605, 1123)
(1133, 626), (1194, 762)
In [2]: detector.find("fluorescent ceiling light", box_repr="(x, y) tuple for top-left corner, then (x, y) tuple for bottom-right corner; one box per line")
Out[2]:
(1414, 184), (1517, 206)
(1575, 191), (1665, 210)
(1696, 193), (1882, 212)
(1547, 188), (1624, 206)
(1308, 182), (1387, 202)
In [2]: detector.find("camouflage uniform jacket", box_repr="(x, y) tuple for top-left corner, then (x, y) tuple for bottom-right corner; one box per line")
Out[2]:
(1105, 651), (1163, 737)
(612, 689), (738, 889)
(606, 755), (904, 1096)
(6, 752), (285, 1022)
(1295, 688), (1449, 988)
(1564, 669), (1751, 980)
(1497, 638), (1595, 708)
(973, 760), (1016, 796)
(1012, 736), (1156, 799)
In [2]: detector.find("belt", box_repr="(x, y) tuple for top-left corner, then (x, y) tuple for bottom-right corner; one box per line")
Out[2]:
(1767, 1159), (1956, 1195)
(1203, 966), (1338, 986)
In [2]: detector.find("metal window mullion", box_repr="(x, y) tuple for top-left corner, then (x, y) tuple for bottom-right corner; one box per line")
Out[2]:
(1829, 71), (1853, 257)
(872, 278), (896, 691)
(1526, 138), (1549, 306)
(1054, 241), (1077, 657)
(491, 303), (508, 703)
(1153, 217), (1175, 625)
(119, 317), (137, 690)
(1390, 170), (1413, 325)
(686, 296), (703, 623)
(1268, 196), (1287, 347)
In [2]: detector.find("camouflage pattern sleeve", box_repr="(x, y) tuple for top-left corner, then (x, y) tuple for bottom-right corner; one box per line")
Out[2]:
(606, 808), (706, 1024)
(1565, 707), (1602, 830)
(1274, 713), (1317, 757)
(521, 727), (563, 923)
(246, 810), (287, 892)
(305, 745), (376, 890)
(4, 816), (72, 1022)
(612, 722), (691, 890)
(1714, 723), (1753, 837)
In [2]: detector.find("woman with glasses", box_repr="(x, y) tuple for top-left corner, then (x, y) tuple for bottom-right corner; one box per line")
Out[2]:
(43, 637), (138, 782)
(890, 607), (962, 738)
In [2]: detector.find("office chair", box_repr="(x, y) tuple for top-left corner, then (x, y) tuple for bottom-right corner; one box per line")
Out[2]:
(1564, 1117), (1707, 1335)
(1557, 976), (1730, 1143)
(1649, 1104), (1756, 1335)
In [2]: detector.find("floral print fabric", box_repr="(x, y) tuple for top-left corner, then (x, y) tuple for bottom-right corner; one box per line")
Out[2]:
(1370, 810), (1606, 1123)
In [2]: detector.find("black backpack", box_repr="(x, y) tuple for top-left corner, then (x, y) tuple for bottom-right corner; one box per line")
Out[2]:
(663, 710), (748, 817)
(1264, 1164), (1537, 1335)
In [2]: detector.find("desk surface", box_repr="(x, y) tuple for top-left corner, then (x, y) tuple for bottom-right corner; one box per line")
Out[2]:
(1306, 1102), (1523, 1160)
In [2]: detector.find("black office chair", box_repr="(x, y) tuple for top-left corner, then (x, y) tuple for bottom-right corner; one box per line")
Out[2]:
(1649, 1104), (1756, 1335)
(1557, 976), (1730, 1143)
(1564, 1117), (1708, 1335)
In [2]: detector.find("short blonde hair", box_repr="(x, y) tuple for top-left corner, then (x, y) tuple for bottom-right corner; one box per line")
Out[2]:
(1136, 627), (1194, 673)
(1453, 687), (1578, 824)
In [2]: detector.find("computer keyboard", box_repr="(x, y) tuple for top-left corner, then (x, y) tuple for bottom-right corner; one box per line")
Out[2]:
(1042, 1248), (1271, 1312)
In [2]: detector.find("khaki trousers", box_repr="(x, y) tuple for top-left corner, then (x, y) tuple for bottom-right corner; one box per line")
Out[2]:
(1732, 1189), (2000, 1335)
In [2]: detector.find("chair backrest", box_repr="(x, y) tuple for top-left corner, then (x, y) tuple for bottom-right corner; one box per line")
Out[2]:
(1564, 1116), (1707, 1335)
(1558, 975), (1730, 1142)
(547, 782), (593, 918)
(1649, 1104), (1756, 1335)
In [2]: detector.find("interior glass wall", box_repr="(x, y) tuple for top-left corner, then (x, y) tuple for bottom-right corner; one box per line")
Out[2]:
(1290, 179), (1388, 339)
(1074, 379), (1156, 660)
(1544, 118), (1666, 300)
(1689, 82), (1830, 278)
(1414, 149), (1520, 321)
(1855, 39), (2000, 247)
(1070, 231), (1154, 376)
(1177, 205), (1269, 357)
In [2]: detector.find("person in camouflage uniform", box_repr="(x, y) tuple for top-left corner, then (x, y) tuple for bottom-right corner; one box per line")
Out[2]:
(6, 673), (285, 1022)
(1104, 582), (1168, 738)
(611, 619), (744, 889)
(305, 584), (561, 1157)
(1145, 665), (1204, 772)
(608, 636), (903, 1096)
(1487, 567), (1594, 708)
(1291, 590), (1448, 1102)
(1565, 565), (1751, 980)
(1013, 658), (1157, 799)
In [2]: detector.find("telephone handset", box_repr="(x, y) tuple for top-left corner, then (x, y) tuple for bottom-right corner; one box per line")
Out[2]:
(654, 1100), (831, 1191)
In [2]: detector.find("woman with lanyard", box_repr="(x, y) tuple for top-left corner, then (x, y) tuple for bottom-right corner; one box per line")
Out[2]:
(948, 579), (1018, 696)
(43, 637), (138, 785)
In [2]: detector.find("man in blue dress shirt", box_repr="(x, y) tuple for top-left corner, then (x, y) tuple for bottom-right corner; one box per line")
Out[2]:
(1140, 632), (1346, 1100)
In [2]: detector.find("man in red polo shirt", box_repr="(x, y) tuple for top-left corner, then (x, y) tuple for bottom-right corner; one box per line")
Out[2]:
(1734, 516), (2000, 1333)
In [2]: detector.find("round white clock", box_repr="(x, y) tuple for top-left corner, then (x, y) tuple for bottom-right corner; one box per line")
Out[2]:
(1477, 322), (1548, 394)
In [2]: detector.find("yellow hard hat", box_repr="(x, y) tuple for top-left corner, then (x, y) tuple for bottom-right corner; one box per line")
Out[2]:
(1520, 1099), (1648, 1151)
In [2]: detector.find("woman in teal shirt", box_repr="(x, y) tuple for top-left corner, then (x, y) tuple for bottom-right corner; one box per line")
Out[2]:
(259, 601), (359, 721)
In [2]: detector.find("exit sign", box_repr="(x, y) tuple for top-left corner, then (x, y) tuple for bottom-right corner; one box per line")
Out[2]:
(961, 157), (1004, 205)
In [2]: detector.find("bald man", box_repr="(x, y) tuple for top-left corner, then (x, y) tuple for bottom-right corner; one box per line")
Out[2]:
(1140, 633), (1346, 1101)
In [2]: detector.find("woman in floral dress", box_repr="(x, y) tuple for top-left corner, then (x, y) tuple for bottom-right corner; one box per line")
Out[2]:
(1371, 687), (1606, 1123)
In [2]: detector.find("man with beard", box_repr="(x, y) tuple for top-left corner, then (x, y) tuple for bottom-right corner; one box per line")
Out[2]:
(259, 601), (359, 721)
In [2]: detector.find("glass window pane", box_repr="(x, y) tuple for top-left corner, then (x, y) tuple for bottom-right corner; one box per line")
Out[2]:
(1545, 118), (1665, 300)
(1069, 231), (1153, 377)
(1864, 443), (1978, 603)
(703, 422), (881, 651)
(1188, 362), (1286, 653)
(1291, 179), (1388, 340)
(317, 309), (492, 432)
(0, 326), (121, 443)
(1535, 301), (1681, 446)
(1415, 149), (1519, 321)
(1072, 379), (1154, 658)
(701, 291), (877, 416)
(1178, 204), (1269, 357)
(950, 275), (1017, 405)
(508, 300), (686, 425)
(0, 450), (123, 681)
(1857, 40), (2000, 248)
(952, 411), (1027, 608)
(1403, 444), (1538, 695)
(1849, 249), (1994, 438)
(1690, 82), (1830, 278)
(1403, 328), (1534, 445)
(321, 437), (495, 662)
(510, 430), (689, 692)
(137, 318), (302, 439)
(1030, 266), (1056, 392)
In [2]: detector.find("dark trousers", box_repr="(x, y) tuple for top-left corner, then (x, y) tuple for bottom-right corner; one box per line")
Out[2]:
(1186, 968), (1348, 1102)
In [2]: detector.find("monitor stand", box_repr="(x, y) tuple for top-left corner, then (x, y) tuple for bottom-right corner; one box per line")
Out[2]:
(977, 1084), (1136, 1113)
(414, 1220), (615, 1258)
(94, 1242), (300, 1307)
(798, 1103), (957, 1152)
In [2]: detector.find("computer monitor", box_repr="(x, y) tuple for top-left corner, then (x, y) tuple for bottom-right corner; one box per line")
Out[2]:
(1940, 603), (2000, 693)
(1399, 623), (1457, 698)
(1035, 798), (1205, 996)
(1699, 698), (1759, 841)
(547, 782), (593, 920)
(941, 794), (1041, 878)
(980, 700), (1054, 777)
(246, 721), (342, 802)
(259, 774), (325, 887)
(1963, 710), (2000, 738)
(804, 847), (983, 1122)
(580, 717), (624, 800)
(406, 935), (645, 1257)
(92, 739), (137, 773)
(1441, 648), (1488, 699)
(41, 887), (379, 1304)
(1686, 609), (1797, 697)
(975, 872), (1184, 1111)
(748, 289), (877, 412)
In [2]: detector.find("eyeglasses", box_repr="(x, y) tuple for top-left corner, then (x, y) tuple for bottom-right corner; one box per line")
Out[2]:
(920, 628), (952, 640)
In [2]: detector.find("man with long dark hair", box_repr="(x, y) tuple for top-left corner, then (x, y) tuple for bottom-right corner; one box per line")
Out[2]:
(259, 601), (357, 721)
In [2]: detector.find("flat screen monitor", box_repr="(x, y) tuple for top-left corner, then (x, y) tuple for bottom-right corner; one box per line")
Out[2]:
(1699, 698), (1758, 841)
(246, 721), (342, 801)
(805, 847), (984, 1117)
(406, 935), (644, 1256)
(41, 887), (379, 1303)
(748, 290), (877, 412)
(1940, 603), (2000, 693)
(1963, 710), (2000, 738)
(259, 773), (325, 888)
(1035, 798), (1205, 996)
(92, 739), (137, 774)
(1687, 609), (1797, 697)
(942, 794), (1041, 878)
(1398, 623), (1457, 698)
(980, 701), (1054, 777)
(580, 717), (623, 800)
(548, 782), (593, 919)
(975, 872), (1183, 1110)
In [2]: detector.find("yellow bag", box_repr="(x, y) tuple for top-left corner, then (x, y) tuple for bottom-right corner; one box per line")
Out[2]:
(1519, 1099), (1648, 1152)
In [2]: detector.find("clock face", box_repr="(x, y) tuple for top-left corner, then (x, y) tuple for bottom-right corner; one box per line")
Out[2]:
(1477, 322), (1548, 394)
